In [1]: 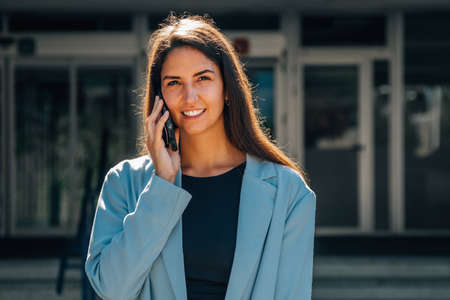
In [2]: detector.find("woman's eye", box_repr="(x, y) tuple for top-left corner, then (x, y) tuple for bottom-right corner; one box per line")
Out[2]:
(198, 76), (211, 81)
(167, 80), (179, 86)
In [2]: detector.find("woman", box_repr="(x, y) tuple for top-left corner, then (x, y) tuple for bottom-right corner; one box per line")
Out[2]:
(85, 13), (316, 300)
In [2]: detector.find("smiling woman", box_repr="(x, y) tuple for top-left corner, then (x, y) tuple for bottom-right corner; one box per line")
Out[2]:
(161, 46), (225, 141)
(85, 12), (316, 300)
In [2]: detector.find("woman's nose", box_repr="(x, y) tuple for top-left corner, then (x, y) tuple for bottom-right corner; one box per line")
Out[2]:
(183, 84), (198, 104)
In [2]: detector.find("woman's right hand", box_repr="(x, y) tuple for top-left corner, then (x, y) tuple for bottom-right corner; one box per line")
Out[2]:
(145, 95), (180, 184)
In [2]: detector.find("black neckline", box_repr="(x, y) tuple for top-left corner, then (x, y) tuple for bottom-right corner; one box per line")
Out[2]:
(182, 161), (246, 180)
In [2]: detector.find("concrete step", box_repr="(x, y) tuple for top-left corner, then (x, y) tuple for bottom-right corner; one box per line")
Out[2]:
(312, 256), (450, 300)
(313, 256), (450, 278)
(1, 256), (450, 300)
(0, 281), (80, 300)
(0, 258), (82, 300)
(312, 286), (450, 300)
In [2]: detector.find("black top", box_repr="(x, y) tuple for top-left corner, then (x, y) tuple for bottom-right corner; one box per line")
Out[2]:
(181, 161), (246, 300)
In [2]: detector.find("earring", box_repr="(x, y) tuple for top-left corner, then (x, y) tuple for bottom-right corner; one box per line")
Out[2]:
(225, 98), (230, 106)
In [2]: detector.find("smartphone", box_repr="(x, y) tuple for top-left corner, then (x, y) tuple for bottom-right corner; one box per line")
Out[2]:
(157, 92), (178, 151)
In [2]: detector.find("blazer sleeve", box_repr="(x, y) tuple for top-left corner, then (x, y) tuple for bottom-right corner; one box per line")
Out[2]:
(274, 187), (317, 300)
(85, 168), (192, 300)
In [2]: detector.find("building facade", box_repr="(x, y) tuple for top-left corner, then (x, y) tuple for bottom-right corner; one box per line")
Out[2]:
(1, 1), (450, 246)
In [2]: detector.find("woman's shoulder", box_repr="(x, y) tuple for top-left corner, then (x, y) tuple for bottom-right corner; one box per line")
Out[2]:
(267, 161), (316, 216)
(104, 155), (155, 184)
(267, 161), (315, 206)
(109, 155), (153, 173)
(269, 162), (310, 191)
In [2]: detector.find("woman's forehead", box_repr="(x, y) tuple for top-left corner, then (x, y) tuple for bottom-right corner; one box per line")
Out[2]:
(161, 46), (220, 76)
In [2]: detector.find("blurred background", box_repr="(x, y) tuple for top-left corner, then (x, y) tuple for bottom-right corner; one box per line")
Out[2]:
(1, 0), (450, 299)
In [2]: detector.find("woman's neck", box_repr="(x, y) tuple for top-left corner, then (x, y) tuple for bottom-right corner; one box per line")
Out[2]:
(180, 129), (245, 177)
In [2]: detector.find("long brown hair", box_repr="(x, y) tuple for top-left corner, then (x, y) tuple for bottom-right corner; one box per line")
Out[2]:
(138, 13), (308, 182)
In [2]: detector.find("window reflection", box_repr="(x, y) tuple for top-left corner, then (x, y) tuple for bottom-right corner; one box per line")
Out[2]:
(305, 65), (358, 150)
(405, 86), (450, 229)
(406, 87), (442, 158)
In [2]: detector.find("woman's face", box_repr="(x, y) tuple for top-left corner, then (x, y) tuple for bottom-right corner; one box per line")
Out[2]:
(160, 46), (226, 137)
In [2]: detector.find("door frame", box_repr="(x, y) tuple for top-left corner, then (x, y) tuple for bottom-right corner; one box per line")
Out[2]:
(298, 53), (380, 235)
(0, 58), (6, 236)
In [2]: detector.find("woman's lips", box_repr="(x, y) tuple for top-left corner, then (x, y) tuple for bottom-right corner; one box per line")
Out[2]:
(181, 109), (206, 119)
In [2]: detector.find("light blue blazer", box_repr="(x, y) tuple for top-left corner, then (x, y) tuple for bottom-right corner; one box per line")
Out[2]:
(85, 153), (316, 300)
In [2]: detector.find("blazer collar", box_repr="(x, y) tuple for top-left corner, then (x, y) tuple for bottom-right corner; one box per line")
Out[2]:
(161, 153), (277, 300)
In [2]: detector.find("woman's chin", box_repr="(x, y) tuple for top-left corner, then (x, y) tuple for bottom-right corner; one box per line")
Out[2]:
(180, 126), (208, 137)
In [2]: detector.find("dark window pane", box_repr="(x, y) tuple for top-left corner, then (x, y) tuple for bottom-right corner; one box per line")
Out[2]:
(304, 65), (359, 227)
(405, 12), (450, 84)
(247, 68), (275, 139)
(302, 15), (386, 46)
(374, 60), (390, 230)
(76, 67), (136, 200)
(14, 67), (70, 228)
(213, 13), (279, 30)
(148, 13), (279, 31)
(10, 13), (132, 32)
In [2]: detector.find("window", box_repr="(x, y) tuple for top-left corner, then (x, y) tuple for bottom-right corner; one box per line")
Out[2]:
(302, 15), (386, 46)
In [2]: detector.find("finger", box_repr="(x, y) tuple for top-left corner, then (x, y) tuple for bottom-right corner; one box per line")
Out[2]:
(148, 96), (163, 124)
(154, 111), (170, 145)
(145, 117), (154, 143)
(146, 97), (164, 138)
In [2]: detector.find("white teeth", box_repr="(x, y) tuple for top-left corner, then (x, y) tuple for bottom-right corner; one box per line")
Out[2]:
(183, 109), (205, 117)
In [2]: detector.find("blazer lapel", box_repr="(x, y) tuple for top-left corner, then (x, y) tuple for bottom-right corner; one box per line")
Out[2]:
(224, 154), (276, 300)
(162, 153), (276, 300)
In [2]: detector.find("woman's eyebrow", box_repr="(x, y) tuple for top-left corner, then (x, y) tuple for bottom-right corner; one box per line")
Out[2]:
(193, 69), (215, 77)
(162, 69), (215, 81)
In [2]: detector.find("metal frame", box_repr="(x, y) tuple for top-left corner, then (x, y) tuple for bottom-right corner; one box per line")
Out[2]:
(275, 50), (288, 151)
(134, 14), (149, 141)
(388, 12), (405, 233)
(69, 61), (77, 236)
(8, 56), (16, 236)
(0, 58), (6, 236)
(281, 11), (301, 162)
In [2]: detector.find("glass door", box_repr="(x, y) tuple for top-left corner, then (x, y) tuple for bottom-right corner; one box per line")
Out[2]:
(301, 60), (374, 233)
